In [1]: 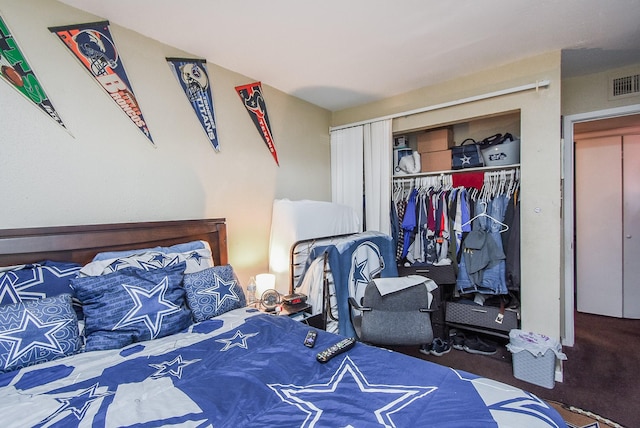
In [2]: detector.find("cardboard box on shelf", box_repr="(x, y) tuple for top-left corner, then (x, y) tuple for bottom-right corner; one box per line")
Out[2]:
(417, 128), (453, 153)
(421, 149), (452, 172)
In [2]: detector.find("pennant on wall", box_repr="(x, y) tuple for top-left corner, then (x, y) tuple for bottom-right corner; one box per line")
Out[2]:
(235, 81), (279, 166)
(48, 21), (153, 145)
(166, 58), (219, 151)
(0, 15), (67, 131)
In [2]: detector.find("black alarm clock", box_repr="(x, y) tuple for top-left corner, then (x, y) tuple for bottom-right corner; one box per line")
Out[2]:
(260, 289), (281, 312)
(282, 293), (307, 306)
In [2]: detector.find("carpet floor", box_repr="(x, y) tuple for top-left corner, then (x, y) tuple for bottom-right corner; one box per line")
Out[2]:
(391, 311), (639, 428)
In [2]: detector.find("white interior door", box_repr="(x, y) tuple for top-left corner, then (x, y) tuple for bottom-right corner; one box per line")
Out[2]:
(575, 135), (623, 317)
(623, 134), (640, 318)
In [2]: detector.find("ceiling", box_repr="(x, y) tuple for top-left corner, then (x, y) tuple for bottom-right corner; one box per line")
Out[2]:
(57, 0), (640, 111)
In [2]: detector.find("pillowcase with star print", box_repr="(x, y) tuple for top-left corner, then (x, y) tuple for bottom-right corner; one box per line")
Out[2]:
(72, 262), (192, 352)
(0, 293), (82, 373)
(79, 246), (214, 277)
(0, 260), (83, 319)
(182, 265), (247, 322)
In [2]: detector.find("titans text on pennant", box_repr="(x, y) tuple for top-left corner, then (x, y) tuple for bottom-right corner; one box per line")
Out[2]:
(235, 81), (279, 166)
(49, 21), (153, 145)
(0, 15), (66, 130)
(167, 58), (219, 151)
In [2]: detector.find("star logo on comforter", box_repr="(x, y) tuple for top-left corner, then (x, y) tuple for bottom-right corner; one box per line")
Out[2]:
(450, 369), (565, 427)
(39, 383), (114, 425)
(113, 277), (180, 338)
(215, 330), (258, 351)
(149, 355), (200, 380)
(0, 310), (70, 368)
(268, 356), (436, 427)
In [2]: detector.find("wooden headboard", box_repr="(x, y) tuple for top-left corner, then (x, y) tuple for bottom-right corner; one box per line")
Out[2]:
(0, 218), (228, 267)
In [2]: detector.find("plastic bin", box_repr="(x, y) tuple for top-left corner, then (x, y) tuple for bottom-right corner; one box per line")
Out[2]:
(512, 348), (557, 389)
(507, 329), (566, 389)
(481, 138), (520, 166)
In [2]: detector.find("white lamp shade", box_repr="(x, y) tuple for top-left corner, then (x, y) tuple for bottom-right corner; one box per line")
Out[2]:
(255, 273), (276, 297)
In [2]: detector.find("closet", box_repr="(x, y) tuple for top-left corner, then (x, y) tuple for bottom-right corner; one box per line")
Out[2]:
(574, 116), (640, 319)
(391, 111), (522, 338)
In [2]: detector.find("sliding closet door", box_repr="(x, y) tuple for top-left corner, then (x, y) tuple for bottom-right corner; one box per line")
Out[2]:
(576, 123), (640, 319)
(575, 135), (623, 317)
(623, 134), (640, 318)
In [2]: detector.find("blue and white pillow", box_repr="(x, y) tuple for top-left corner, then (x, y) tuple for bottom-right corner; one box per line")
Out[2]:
(0, 294), (82, 373)
(183, 265), (247, 322)
(0, 261), (81, 306)
(72, 263), (192, 352)
(0, 261), (83, 320)
(79, 248), (213, 277)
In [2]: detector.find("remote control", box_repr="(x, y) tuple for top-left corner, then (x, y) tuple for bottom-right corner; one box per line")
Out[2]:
(316, 337), (356, 363)
(304, 329), (318, 348)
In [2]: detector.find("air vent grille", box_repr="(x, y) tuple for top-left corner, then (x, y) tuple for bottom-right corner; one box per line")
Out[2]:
(612, 74), (640, 97)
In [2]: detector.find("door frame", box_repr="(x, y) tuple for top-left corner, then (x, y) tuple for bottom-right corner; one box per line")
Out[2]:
(562, 104), (640, 346)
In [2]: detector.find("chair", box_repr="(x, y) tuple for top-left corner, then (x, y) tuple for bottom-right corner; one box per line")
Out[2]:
(348, 277), (436, 346)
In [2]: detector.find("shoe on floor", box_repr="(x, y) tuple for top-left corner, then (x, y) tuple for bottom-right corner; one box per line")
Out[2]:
(429, 338), (452, 356)
(463, 335), (497, 356)
(419, 343), (431, 356)
(449, 329), (466, 351)
(419, 338), (452, 357)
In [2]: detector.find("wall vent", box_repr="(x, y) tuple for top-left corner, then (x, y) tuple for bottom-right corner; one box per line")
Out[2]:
(610, 73), (640, 99)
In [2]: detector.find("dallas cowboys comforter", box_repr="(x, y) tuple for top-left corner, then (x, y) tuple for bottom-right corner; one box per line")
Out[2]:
(0, 308), (565, 427)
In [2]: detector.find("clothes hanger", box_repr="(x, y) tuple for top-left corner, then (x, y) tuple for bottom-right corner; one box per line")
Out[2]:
(497, 170), (506, 196)
(393, 181), (404, 202)
(470, 187), (479, 201)
(479, 173), (491, 201)
(441, 173), (453, 191)
(460, 200), (510, 232)
(506, 168), (520, 199)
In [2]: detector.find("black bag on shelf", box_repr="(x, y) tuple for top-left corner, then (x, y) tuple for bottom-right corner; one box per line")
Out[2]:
(479, 133), (514, 147)
(451, 138), (484, 169)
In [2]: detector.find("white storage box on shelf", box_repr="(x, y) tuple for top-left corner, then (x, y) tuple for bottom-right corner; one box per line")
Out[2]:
(481, 137), (520, 166)
(507, 329), (567, 389)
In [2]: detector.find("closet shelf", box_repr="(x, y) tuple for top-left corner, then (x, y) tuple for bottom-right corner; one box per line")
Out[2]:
(392, 164), (520, 180)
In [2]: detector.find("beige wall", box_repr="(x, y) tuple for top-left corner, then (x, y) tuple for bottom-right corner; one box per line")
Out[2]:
(333, 52), (563, 340)
(0, 0), (331, 285)
(562, 63), (640, 116)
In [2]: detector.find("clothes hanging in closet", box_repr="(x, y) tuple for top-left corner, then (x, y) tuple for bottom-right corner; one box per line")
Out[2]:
(456, 197), (509, 295)
(503, 190), (521, 291)
(394, 185), (453, 267)
(392, 169), (520, 294)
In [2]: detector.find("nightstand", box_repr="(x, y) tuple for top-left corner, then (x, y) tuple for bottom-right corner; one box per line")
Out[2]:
(278, 302), (326, 329)
(278, 302), (312, 320)
(255, 295), (323, 328)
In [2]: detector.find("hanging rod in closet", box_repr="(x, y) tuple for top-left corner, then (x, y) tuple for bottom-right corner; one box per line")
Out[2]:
(329, 80), (550, 132)
(393, 167), (520, 187)
(392, 164), (521, 180)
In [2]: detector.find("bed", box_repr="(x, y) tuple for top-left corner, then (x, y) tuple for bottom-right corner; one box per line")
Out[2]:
(0, 218), (566, 427)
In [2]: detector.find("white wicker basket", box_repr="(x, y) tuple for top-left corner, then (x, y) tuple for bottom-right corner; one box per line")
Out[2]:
(512, 349), (556, 389)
